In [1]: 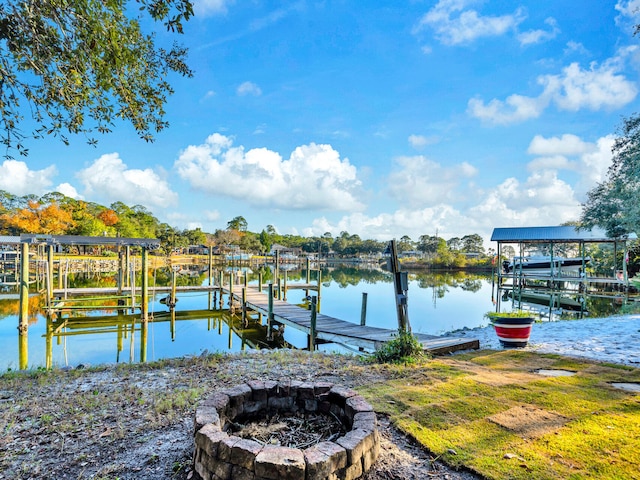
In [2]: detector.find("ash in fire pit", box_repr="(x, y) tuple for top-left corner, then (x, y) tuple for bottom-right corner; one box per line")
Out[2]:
(231, 411), (346, 449)
(193, 381), (380, 480)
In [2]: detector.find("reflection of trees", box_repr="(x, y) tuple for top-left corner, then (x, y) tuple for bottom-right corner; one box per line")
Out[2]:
(413, 271), (488, 292)
(320, 266), (391, 288)
(0, 296), (43, 323)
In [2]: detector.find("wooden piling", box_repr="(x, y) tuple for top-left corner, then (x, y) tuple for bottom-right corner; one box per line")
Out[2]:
(360, 292), (368, 326)
(267, 283), (274, 339)
(309, 296), (317, 351)
(18, 242), (29, 334)
(46, 245), (54, 305)
(141, 248), (149, 321)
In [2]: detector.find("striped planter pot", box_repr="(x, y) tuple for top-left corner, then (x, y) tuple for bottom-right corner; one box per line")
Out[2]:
(491, 316), (535, 348)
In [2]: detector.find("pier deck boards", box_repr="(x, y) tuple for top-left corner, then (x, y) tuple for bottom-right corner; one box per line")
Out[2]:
(226, 286), (479, 355)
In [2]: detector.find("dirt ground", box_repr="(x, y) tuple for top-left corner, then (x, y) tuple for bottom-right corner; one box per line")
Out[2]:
(0, 350), (481, 480)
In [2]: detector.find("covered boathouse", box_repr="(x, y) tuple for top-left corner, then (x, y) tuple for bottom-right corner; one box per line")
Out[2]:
(491, 225), (635, 290)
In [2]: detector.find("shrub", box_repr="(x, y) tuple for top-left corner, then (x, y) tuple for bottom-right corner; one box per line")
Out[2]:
(372, 330), (425, 364)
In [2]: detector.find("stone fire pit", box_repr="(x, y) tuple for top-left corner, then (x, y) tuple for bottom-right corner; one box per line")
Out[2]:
(193, 380), (380, 480)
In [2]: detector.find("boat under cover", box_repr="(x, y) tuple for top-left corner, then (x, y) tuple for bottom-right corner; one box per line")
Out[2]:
(502, 255), (589, 275)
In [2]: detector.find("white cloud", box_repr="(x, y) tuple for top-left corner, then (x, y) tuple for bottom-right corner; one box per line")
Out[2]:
(469, 51), (638, 124)
(415, 0), (525, 45)
(76, 153), (178, 209)
(564, 41), (588, 56)
(387, 156), (478, 207)
(468, 93), (548, 124)
(408, 134), (438, 149)
(528, 134), (594, 156)
(305, 206), (473, 243)
(193, 0), (234, 17)
(616, 0), (640, 23)
(542, 61), (637, 111)
(0, 160), (55, 196)
(517, 17), (560, 46)
(526, 155), (577, 172)
(237, 81), (262, 96)
(55, 183), (83, 199)
(174, 133), (364, 211)
(525, 133), (615, 200)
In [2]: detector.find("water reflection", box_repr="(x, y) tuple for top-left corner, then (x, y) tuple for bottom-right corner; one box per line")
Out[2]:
(0, 264), (636, 370)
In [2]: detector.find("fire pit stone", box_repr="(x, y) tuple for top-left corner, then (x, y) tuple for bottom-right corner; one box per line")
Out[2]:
(193, 381), (380, 480)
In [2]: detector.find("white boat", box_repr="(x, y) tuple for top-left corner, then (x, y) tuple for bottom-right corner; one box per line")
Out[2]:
(502, 255), (589, 275)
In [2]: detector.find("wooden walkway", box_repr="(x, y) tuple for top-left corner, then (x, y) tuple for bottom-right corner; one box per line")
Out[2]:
(225, 286), (479, 355)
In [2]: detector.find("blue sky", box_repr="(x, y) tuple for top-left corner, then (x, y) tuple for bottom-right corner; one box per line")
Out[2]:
(3, 0), (640, 247)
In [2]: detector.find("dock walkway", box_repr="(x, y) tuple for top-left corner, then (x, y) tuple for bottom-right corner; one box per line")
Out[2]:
(225, 286), (479, 355)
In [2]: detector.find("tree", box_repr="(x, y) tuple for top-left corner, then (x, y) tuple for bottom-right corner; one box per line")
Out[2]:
(461, 234), (485, 254)
(97, 209), (119, 227)
(227, 216), (248, 232)
(0, 0), (193, 157)
(398, 235), (414, 253)
(0, 199), (75, 234)
(581, 114), (640, 237)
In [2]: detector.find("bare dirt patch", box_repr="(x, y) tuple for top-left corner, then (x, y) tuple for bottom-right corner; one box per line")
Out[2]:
(487, 405), (568, 439)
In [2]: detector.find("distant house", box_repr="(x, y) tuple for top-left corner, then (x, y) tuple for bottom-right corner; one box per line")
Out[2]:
(270, 244), (302, 258)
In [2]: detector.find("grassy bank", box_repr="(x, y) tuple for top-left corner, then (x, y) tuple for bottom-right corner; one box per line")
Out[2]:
(1, 349), (638, 479)
(359, 349), (640, 479)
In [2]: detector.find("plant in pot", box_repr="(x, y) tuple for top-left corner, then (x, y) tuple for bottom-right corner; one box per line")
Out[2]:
(484, 311), (536, 348)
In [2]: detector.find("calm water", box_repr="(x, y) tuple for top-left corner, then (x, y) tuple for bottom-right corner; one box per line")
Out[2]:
(0, 265), (631, 370)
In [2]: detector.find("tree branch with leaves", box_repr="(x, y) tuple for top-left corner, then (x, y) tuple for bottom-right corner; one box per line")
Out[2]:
(0, 0), (193, 158)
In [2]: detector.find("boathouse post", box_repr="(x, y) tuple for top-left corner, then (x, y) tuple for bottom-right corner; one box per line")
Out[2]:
(242, 287), (247, 325)
(283, 271), (287, 301)
(18, 242), (29, 370)
(258, 272), (263, 292)
(360, 292), (368, 326)
(46, 244), (54, 306)
(218, 270), (224, 308)
(170, 268), (178, 306)
(18, 242), (29, 333)
(309, 295), (317, 351)
(140, 318), (148, 362)
(316, 269), (322, 311)
(267, 283), (274, 340)
(125, 246), (131, 288)
(277, 277), (282, 300)
(208, 246), (213, 286)
(228, 272), (234, 312)
(141, 247), (149, 321)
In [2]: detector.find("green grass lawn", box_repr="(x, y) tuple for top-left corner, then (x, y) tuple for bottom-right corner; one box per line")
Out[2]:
(358, 350), (640, 480)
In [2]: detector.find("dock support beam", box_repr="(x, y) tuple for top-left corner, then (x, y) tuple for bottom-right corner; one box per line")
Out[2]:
(309, 296), (317, 351)
(267, 283), (274, 340)
(141, 247), (149, 321)
(18, 242), (29, 333)
(360, 292), (368, 326)
(18, 242), (29, 370)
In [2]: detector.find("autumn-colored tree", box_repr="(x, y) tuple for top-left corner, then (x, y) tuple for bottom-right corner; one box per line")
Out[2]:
(97, 209), (119, 227)
(0, 200), (75, 234)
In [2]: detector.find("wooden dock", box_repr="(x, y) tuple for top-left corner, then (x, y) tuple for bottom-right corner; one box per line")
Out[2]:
(225, 286), (479, 355)
(49, 283), (479, 355)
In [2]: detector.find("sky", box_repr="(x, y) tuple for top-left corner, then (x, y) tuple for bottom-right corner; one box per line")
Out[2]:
(3, 0), (640, 249)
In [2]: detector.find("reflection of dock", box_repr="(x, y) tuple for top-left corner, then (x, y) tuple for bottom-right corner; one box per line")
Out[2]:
(225, 286), (479, 354)
(43, 308), (291, 368)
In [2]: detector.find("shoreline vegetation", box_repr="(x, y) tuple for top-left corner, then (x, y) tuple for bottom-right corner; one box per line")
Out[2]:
(1, 345), (638, 480)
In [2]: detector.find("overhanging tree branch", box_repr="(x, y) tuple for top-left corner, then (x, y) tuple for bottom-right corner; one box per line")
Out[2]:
(0, 0), (193, 158)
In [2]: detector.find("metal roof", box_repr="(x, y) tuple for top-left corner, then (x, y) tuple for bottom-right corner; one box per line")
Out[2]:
(490, 226), (631, 243)
(19, 234), (160, 248)
(0, 236), (20, 244)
